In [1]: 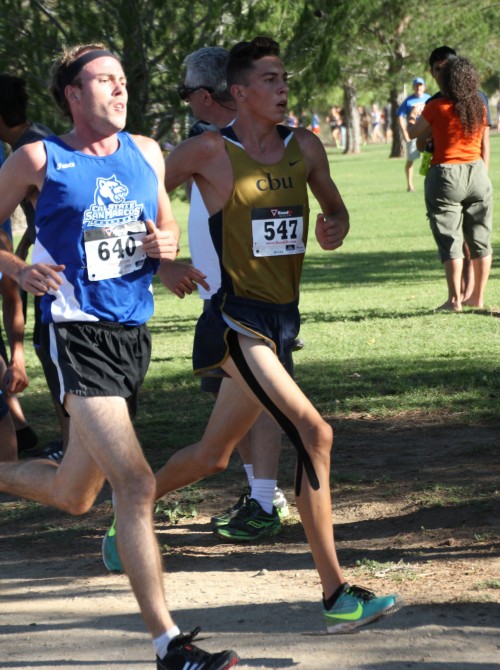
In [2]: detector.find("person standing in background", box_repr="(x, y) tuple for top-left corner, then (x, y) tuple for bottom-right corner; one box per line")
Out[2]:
(417, 46), (492, 304)
(397, 77), (430, 191)
(409, 56), (493, 311)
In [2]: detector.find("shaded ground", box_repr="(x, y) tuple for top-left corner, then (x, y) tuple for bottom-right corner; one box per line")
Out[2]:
(0, 417), (499, 669)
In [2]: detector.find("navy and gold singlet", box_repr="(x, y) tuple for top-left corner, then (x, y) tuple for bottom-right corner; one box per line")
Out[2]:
(193, 125), (310, 375)
(210, 124), (309, 304)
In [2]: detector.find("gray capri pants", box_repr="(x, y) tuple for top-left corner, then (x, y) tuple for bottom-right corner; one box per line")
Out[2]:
(425, 160), (493, 263)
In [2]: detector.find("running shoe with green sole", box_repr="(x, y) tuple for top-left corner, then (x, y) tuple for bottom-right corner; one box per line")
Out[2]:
(102, 516), (124, 573)
(215, 498), (281, 542)
(211, 490), (250, 529)
(323, 584), (396, 633)
(212, 487), (289, 528)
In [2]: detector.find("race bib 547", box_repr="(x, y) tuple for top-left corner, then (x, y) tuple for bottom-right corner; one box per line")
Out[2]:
(252, 206), (305, 257)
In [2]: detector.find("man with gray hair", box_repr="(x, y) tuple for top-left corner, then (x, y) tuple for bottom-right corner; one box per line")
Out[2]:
(179, 46), (233, 110)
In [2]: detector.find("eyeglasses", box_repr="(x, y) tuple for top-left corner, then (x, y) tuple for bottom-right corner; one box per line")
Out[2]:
(177, 84), (213, 101)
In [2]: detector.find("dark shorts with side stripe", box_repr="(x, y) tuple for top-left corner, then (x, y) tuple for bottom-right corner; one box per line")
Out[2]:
(193, 291), (299, 377)
(41, 321), (151, 414)
(199, 299), (224, 393)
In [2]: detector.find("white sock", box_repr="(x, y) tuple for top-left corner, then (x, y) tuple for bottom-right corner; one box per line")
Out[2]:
(153, 626), (181, 659)
(251, 478), (277, 514)
(243, 463), (254, 486)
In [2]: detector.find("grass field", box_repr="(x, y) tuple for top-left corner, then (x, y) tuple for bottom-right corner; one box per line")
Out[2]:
(18, 135), (500, 457)
(2, 136), (498, 670)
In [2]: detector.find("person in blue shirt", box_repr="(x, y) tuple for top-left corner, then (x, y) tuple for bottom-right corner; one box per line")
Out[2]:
(397, 77), (430, 191)
(0, 43), (238, 670)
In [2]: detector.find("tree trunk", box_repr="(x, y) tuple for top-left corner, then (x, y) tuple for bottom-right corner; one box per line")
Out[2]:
(342, 78), (361, 154)
(120, 1), (150, 135)
(389, 87), (405, 158)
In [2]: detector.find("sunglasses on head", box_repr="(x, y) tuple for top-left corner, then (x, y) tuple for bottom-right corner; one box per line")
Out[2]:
(177, 84), (214, 101)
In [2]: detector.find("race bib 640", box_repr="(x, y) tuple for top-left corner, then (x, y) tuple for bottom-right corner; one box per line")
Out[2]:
(84, 221), (147, 281)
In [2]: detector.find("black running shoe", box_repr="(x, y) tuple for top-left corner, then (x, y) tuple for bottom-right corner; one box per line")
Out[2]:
(215, 498), (281, 542)
(210, 489), (250, 529)
(157, 628), (239, 670)
(23, 440), (64, 463)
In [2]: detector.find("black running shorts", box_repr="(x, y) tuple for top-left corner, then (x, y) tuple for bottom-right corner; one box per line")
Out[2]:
(41, 321), (151, 408)
(193, 291), (299, 378)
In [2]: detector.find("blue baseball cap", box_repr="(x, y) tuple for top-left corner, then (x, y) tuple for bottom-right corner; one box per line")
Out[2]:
(413, 77), (425, 85)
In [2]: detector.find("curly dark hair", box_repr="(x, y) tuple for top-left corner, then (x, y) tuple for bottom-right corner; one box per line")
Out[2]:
(441, 56), (484, 137)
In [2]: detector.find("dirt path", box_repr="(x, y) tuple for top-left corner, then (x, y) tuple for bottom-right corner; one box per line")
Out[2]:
(1, 419), (499, 669)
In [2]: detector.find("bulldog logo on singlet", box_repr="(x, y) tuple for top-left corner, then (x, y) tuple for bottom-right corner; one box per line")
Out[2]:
(83, 175), (144, 227)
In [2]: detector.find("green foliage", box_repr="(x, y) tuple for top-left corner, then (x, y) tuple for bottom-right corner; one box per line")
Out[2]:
(410, 483), (492, 509)
(0, 1), (498, 140)
(354, 558), (421, 582)
(0, 0), (275, 136)
(154, 498), (199, 524)
(474, 579), (500, 590)
(0, 499), (43, 521)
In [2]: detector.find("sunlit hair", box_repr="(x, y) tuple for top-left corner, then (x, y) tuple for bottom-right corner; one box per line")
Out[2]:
(227, 37), (280, 88)
(50, 42), (115, 120)
(183, 47), (233, 103)
(441, 56), (484, 137)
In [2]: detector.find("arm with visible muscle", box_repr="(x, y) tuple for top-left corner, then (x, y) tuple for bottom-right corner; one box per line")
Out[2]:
(0, 143), (64, 293)
(296, 129), (350, 251)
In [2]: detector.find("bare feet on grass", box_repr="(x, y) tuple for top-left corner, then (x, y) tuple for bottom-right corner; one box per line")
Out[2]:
(462, 298), (483, 309)
(435, 300), (462, 312)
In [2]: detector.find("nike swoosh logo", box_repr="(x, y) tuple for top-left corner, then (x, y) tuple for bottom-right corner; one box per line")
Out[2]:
(327, 602), (363, 620)
(289, 159), (300, 167)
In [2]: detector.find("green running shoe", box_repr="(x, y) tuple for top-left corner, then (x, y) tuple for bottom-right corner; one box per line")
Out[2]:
(211, 490), (250, 529)
(212, 487), (289, 528)
(215, 498), (281, 542)
(323, 584), (396, 633)
(102, 516), (123, 573)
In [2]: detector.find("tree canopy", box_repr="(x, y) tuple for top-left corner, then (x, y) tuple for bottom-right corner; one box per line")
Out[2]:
(0, 0), (498, 148)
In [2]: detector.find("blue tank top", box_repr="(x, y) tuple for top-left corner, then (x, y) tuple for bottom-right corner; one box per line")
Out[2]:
(34, 132), (159, 326)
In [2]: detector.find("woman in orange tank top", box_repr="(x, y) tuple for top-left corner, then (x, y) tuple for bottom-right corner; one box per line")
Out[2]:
(408, 56), (493, 312)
